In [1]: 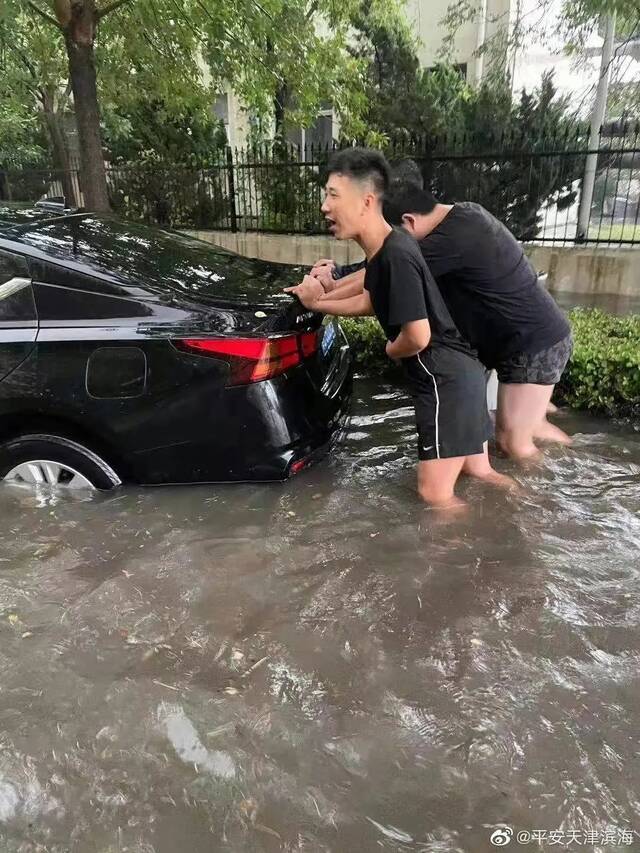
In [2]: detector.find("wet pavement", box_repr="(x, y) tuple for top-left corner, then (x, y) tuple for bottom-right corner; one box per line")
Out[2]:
(1, 377), (639, 852)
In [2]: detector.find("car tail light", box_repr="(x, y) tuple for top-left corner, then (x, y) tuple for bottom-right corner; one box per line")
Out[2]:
(289, 457), (311, 476)
(173, 332), (319, 385)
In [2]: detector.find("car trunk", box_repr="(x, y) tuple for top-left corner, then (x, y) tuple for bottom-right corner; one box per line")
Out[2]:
(14, 213), (346, 388)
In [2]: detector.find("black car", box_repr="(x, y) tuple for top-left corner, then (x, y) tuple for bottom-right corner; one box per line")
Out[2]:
(0, 206), (351, 491)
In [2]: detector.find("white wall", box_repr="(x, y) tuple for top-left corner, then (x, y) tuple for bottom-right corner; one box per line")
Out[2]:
(404, 0), (479, 72)
(404, 0), (514, 82)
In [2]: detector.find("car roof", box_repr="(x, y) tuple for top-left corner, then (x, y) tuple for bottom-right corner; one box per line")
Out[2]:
(0, 210), (298, 309)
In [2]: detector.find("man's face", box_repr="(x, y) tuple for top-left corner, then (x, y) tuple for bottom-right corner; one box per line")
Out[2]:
(321, 173), (373, 240)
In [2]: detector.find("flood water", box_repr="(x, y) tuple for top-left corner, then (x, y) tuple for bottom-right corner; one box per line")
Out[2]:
(552, 289), (640, 317)
(1, 377), (639, 852)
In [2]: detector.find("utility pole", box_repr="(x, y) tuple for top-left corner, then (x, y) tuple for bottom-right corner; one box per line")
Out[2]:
(474, 0), (488, 84)
(576, 12), (617, 242)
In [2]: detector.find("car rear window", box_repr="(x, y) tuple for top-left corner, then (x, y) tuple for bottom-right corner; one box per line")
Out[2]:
(12, 216), (295, 306)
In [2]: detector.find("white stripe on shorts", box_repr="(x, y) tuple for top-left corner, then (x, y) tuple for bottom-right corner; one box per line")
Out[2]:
(416, 353), (440, 459)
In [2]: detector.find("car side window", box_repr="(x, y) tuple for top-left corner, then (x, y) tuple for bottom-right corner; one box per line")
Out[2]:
(34, 273), (152, 322)
(0, 249), (36, 324)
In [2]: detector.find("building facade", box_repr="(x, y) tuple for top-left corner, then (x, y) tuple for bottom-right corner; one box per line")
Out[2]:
(404, 0), (517, 84)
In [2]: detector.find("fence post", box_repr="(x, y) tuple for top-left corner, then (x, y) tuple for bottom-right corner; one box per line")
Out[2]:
(226, 146), (238, 233)
(0, 166), (11, 201)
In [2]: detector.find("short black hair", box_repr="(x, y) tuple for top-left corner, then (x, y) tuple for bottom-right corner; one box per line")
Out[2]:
(389, 158), (424, 189)
(383, 180), (438, 224)
(326, 147), (391, 198)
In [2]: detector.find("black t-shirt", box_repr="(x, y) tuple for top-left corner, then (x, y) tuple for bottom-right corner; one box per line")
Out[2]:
(364, 228), (472, 356)
(419, 202), (570, 367)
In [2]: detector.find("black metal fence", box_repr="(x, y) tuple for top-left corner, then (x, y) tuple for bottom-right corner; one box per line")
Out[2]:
(2, 124), (639, 246)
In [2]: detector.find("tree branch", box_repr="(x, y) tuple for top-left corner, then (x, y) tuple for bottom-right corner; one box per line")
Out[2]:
(58, 79), (74, 111)
(97, 0), (135, 19)
(26, 0), (63, 29)
(252, 0), (273, 21)
(8, 42), (39, 79)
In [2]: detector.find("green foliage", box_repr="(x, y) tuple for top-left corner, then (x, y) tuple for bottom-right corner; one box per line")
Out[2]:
(103, 99), (228, 165)
(0, 102), (49, 170)
(561, 0), (640, 47)
(348, 2), (472, 142)
(108, 150), (231, 228)
(557, 308), (640, 419)
(339, 309), (640, 421)
(425, 73), (584, 241)
(235, 139), (327, 233)
(339, 316), (390, 371)
(229, 0), (367, 137)
(0, 13), (63, 170)
(1, 0), (371, 180)
(346, 2), (583, 241)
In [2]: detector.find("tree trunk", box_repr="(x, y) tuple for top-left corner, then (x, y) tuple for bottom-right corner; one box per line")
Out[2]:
(0, 170), (12, 201)
(274, 83), (288, 140)
(41, 90), (78, 208)
(63, 1), (110, 212)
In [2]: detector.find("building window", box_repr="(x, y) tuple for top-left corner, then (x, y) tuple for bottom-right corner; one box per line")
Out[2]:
(212, 92), (231, 144)
(287, 104), (336, 152)
(454, 63), (468, 80)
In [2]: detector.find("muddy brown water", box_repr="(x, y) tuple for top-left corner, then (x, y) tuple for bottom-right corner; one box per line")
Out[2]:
(0, 376), (639, 852)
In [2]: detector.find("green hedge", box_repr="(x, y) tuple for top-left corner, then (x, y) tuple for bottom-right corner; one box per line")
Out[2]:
(340, 309), (640, 421)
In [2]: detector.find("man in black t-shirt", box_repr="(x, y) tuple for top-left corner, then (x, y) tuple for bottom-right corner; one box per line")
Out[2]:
(285, 148), (514, 508)
(309, 183), (573, 461)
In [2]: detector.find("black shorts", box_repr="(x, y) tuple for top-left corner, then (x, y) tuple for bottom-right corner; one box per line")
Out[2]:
(405, 347), (493, 462)
(496, 334), (573, 385)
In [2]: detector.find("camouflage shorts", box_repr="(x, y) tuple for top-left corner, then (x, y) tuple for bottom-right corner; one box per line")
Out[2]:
(496, 334), (573, 386)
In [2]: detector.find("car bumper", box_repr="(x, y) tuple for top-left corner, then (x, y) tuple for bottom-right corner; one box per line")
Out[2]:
(130, 342), (353, 484)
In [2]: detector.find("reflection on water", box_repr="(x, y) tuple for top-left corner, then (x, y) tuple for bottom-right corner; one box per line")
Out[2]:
(0, 377), (639, 852)
(552, 288), (640, 317)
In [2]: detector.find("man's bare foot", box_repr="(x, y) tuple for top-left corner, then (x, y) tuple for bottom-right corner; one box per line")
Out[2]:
(418, 492), (467, 511)
(429, 498), (469, 521)
(533, 418), (572, 446)
(495, 433), (542, 462)
(474, 470), (520, 492)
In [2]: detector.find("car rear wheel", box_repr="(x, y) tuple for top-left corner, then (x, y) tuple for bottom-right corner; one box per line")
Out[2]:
(0, 435), (121, 492)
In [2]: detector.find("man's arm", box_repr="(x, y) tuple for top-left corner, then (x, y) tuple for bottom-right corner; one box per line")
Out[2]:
(386, 319), (431, 359)
(285, 275), (374, 316)
(314, 291), (374, 317)
(333, 260), (367, 279)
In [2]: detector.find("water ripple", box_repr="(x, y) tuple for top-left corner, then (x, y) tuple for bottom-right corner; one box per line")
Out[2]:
(0, 378), (638, 850)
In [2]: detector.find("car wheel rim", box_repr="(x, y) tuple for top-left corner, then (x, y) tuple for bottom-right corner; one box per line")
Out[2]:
(3, 460), (96, 491)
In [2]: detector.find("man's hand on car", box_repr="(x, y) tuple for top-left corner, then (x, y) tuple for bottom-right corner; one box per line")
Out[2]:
(284, 275), (325, 309)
